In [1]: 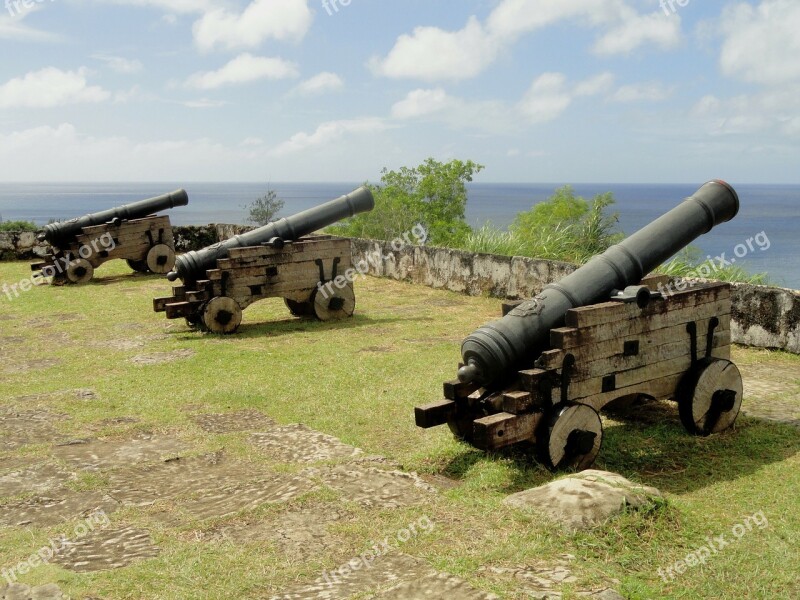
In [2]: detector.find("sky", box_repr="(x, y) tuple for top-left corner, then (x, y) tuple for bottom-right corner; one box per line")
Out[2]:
(0, 0), (798, 184)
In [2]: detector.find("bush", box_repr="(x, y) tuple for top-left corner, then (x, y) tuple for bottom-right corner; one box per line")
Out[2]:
(461, 186), (622, 264)
(0, 219), (38, 232)
(245, 189), (284, 226)
(328, 158), (484, 246)
(657, 247), (769, 284)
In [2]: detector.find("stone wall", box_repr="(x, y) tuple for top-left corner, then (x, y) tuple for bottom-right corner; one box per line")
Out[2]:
(0, 224), (254, 260)
(2, 228), (797, 353)
(350, 238), (800, 354)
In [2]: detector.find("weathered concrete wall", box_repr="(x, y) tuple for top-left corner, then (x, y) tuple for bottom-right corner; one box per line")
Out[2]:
(2, 229), (798, 353)
(351, 239), (800, 354)
(0, 224), (254, 259)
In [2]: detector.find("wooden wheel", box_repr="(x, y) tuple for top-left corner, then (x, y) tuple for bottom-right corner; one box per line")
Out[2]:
(678, 358), (742, 436)
(540, 403), (603, 471)
(65, 258), (94, 284)
(126, 259), (150, 273)
(284, 297), (314, 318)
(146, 244), (176, 274)
(447, 416), (476, 444)
(312, 282), (355, 321)
(201, 297), (243, 334)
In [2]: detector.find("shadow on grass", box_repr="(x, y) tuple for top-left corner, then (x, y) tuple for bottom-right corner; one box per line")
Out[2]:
(437, 400), (800, 496)
(165, 313), (434, 341)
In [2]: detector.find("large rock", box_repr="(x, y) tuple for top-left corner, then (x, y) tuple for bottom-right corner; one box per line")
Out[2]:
(503, 470), (663, 531)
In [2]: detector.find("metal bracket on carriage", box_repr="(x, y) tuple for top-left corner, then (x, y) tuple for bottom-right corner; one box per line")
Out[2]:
(609, 285), (662, 308)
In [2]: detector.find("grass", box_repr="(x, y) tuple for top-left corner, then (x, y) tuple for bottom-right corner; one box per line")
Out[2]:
(0, 259), (798, 599)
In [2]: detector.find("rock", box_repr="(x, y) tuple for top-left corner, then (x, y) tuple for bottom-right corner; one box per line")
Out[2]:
(503, 470), (663, 531)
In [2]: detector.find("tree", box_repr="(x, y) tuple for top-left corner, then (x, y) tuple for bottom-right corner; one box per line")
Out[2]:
(245, 189), (284, 226)
(329, 158), (484, 246)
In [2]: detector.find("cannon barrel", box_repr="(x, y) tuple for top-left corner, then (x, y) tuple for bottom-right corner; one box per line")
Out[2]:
(458, 180), (740, 387)
(38, 189), (189, 246)
(167, 186), (375, 282)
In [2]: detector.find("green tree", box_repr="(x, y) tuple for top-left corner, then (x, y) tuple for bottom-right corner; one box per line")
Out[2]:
(509, 186), (621, 263)
(0, 215), (38, 232)
(329, 158), (484, 246)
(245, 189), (284, 226)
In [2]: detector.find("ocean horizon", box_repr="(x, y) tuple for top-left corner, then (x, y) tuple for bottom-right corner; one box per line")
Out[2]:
(1, 181), (797, 289)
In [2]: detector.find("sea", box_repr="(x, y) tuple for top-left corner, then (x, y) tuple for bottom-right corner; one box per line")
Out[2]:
(0, 182), (797, 289)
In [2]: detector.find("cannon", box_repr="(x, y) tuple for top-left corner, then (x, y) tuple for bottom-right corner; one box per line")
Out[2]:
(31, 190), (188, 284)
(415, 181), (744, 470)
(154, 186), (375, 333)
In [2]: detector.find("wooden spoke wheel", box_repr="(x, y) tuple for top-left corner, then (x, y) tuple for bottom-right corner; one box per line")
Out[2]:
(65, 258), (94, 284)
(312, 282), (356, 321)
(540, 403), (603, 471)
(126, 259), (150, 273)
(201, 297), (243, 334)
(678, 358), (742, 436)
(284, 297), (314, 318)
(146, 244), (176, 275)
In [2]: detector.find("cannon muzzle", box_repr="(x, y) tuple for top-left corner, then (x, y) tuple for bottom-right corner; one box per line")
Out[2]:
(458, 180), (740, 387)
(167, 186), (375, 282)
(37, 190), (189, 247)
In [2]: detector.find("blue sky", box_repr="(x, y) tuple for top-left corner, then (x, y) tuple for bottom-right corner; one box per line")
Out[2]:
(0, 0), (798, 183)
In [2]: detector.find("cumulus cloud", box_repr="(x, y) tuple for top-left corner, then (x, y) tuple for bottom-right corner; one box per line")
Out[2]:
(92, 54), (144, 74)
(371, 0), (681, 82)
(193, 0), (313, 51)
(611, 82), (672, 103)
(0, 67), (110, 109)
(270, 118), (388, 156)
(720, 0), (800, 86)
(186, 54), (299, 89)
(391, 88), (454, 119)
(291, 72), (344, 96)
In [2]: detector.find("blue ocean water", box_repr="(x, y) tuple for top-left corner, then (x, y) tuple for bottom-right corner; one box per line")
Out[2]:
(0, 182), (797, 289)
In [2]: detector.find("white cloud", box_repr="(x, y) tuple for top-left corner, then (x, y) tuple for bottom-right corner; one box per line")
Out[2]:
(291, 72), (344, 96)
(611, 82), (672, 103)
(370, 16), (499, 82)
(0, 123), (260, 180)
(271, 118), (388, 156)
(519, 72), (610, 124)
(372, 0), (681, 82)
(92, 54), (144, 74)
(94, 0), (213, 14)
(0, 67), (110, 109)
(193, 0), (313, 51)
(574, 72), (615, 97)
(186, 54), (299, 89)
(593, 10), (680, 55)
(0, 9), (60, 42)
(690, 86), (800, 137)
(720, 0), (800, 86)
(391, 88), (453, 119)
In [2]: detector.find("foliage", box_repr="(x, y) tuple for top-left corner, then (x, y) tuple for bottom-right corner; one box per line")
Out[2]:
(245, 189), (284, 226)
(657, 246), (770, 284)
(328, 158), (484, 246)
(461, 186), (622, 264)
(0, 217), (38, 232)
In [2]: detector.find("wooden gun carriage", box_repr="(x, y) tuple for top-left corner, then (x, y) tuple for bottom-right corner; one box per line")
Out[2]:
(31, 190), (187, 284)
(153, 235), (356, 334)
(415, 276), (741, 470)
(415, 181), (744, 470)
